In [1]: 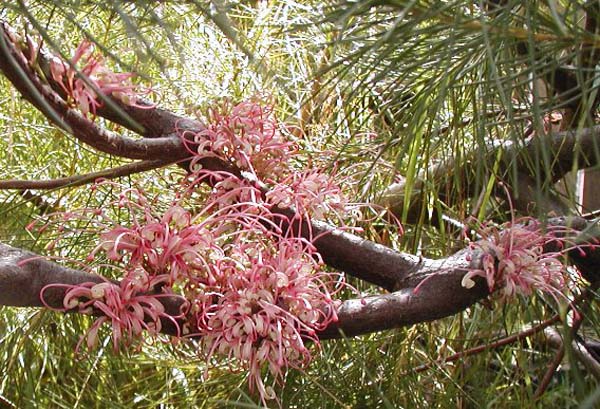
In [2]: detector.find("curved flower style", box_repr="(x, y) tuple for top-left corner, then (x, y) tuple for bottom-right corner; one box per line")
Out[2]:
(40, 94), (353, 404)
(49, 40), (149, 116)
(461, 219), (585, 301)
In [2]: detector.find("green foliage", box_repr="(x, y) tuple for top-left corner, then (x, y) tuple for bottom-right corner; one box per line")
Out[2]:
(0, 0), (599, 407)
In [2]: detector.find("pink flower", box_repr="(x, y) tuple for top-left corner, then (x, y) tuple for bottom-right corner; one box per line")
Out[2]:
(188, 99), (295, 179)
(462, 219), (579, 301)
(93, 200), (217, 286)
(44, 268), (186, 352)
(266, 170), (346, 220)
(49, 40), (150, 117)
(194, 239), (340, 406)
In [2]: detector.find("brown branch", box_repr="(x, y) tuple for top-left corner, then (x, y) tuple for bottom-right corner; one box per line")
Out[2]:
(533, 284), (597, 398)
(403, 284), (598, 375)
(318, 248), (489, 338)
(534, 343), (566, 399)
(2, 217), (595, 339)
(380, 125), (600, 223)
(407, 314), (561, 374)
(281, 216), (423, 292)
(2, 21), (202, 141)
(2, 222), (594, 341)
(0, 242), (186, 336)
(0, 23), (189, 160)
(0, 215), (596, 341)
(543, 327), (600, 381)
(533, 311), (584, 399)
(0, 241), (488, 341)
(0, 159), (175, 190)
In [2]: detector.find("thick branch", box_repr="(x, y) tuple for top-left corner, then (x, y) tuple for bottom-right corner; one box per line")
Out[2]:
(381, 4), (600, 221)
(0, 242), (185, 336)
(318, 249), (488, 338)
(380, 126), (600, 222)
(0, 241), (487, 340)
(0, 215), (597, 340)
(278, 215), (421, 291)
(0, 24), (188, 160)
(1, 22), (202, 141)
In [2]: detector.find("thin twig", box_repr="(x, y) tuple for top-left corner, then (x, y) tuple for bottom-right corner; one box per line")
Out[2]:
(533, 286), (596, 399)
(543, 327), (600, 380)
(406, 315), (561, 375)
(534, 345), (566, 399)
(406, 286), (597, 376)
(0, 159), (177, 190)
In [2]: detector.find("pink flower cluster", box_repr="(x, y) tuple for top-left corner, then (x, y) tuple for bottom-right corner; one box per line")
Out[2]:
(196, 239), (340, 401)
(186, 99), (348, 221)
(43, 173), (345, 405)
(43, 268), (180, 352)
(178, 100), (352, 402)
(93, 202), (216, 285)
(266, 170), (345, 219)
(49, 40), (148, 116)
(39, 95), (351, 404)
(187, 99), (295, 179)
(462, 219), (584, 301)
(66, 183), (340, 404)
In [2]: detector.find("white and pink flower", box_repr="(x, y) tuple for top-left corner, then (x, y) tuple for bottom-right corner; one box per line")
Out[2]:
(461, 219), (585, 301)
(49, 40), (150, 116)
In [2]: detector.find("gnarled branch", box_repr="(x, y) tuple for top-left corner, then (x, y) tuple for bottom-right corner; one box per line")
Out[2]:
(0, 241), (487, 340)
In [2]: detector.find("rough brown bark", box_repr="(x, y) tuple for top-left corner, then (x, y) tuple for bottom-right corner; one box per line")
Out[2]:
(0, 241), (487, 339)
(0, 21), (598, 343)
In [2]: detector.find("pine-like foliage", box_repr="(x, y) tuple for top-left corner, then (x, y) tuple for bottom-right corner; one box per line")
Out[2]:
(0, 1), (599, 408)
